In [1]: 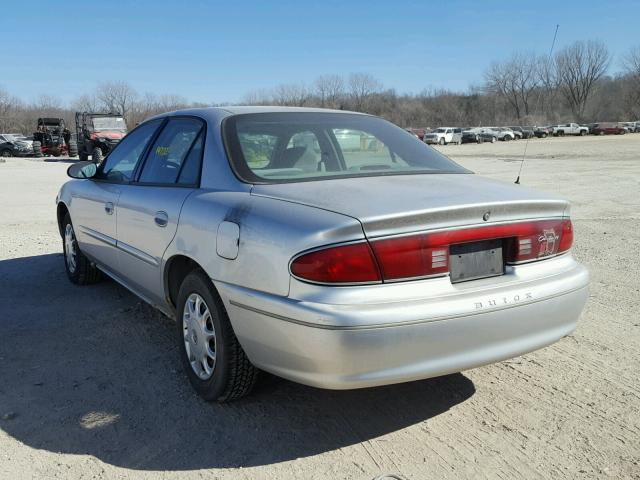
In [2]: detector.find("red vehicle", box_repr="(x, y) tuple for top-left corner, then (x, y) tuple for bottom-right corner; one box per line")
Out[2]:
(75, 112), (128, 163)
(591, 122), (627, 135)
(405, 128), (427, 141)
(32, 118), (77, 157)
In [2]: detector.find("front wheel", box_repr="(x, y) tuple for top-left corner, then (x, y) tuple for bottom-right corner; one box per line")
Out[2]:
(176, 270), (259, 402)
(0, 149), (12, 157)
(438, 137), (445, 145)
(92, 147), (103, 164)
(62, 213), (102, 285)
(580, 130), (587, 136)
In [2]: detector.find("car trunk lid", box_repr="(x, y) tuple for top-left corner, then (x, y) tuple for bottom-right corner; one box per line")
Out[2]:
(251, 174), (569, 239)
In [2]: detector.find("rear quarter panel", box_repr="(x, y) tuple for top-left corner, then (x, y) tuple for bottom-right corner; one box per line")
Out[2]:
(164, 191), (365, 297)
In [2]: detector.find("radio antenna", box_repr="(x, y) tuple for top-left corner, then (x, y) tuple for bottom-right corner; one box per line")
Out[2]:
(515, 23), (559, 184)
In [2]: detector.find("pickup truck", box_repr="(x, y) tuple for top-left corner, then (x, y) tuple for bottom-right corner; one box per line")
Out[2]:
(552, 123), (589, 136)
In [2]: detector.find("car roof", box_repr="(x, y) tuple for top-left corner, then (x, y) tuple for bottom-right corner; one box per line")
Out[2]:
(147, 106), (365, 125)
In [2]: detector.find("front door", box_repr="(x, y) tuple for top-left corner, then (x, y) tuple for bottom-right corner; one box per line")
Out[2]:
(115, 117), (205, 304)
(72, 119), (163, 273)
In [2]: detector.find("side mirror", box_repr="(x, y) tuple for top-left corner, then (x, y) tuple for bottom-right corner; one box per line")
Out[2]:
(67, 161), (97, 179)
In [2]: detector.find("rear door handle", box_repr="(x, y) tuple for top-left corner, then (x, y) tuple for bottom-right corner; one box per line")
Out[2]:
(154, 211), (168, 227)
(104, 202), (114, 215)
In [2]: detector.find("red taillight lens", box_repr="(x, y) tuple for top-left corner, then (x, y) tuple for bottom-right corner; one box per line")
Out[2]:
(508, 218), (573, 263)
(370, 235), (449, 280)
(290, 242), (382, 284)
(291, 219), (573, 284)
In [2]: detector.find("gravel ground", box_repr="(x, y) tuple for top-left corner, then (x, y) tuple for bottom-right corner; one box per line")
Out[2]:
(0, 134), (639, 480)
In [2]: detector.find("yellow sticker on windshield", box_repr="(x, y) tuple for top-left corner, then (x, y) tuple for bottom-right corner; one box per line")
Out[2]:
(155, 146), (170, 156)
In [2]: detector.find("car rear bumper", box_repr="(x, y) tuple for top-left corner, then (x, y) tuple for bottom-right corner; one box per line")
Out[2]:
(215, 256), (589, 389)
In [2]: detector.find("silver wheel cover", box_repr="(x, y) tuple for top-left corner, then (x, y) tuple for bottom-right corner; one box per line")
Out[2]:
(64, 223), (77, 273)
(183, 293), (217, 380)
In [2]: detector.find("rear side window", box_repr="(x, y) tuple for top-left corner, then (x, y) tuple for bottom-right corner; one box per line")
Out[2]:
(138, 118), (204, 185)
(98, 119), (162, 183)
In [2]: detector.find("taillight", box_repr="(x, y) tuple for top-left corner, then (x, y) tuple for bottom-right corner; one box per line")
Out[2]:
(290, 242), (381, 284)
(370, 235), (449, 280)
(290, 219), (573, 285)
(507, 219), (573, 263)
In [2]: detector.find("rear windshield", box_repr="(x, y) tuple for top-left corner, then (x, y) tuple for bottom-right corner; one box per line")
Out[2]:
(222, 112), (469, 183)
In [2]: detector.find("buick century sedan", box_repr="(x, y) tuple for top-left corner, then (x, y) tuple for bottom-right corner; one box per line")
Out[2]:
(56, 107), (589, 401)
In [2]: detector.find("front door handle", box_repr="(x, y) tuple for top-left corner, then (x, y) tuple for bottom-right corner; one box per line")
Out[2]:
(104, 202), (114, 215)
(154, 211), (168, 227)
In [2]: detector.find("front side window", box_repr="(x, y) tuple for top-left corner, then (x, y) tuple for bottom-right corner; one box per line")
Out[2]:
(98, 119), (162, 183)
(138, 117), (204, 185)
(223, 113), (468, 183)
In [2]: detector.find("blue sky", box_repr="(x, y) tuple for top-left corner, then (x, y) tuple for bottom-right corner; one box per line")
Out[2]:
(3, 0), (639, 104)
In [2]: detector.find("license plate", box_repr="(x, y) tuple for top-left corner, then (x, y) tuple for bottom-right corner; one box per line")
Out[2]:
(449, 239), (504, 283)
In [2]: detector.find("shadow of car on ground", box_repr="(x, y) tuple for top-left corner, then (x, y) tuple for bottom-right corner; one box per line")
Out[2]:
(0, 253), (475, 471)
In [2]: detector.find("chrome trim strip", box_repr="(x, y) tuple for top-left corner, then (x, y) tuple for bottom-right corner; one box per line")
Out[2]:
(229, 284), (587, 331)
(116, 241), (159, 267)
(78, 226), (116, 247)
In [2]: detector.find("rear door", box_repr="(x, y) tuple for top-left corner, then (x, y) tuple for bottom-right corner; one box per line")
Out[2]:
(115, 117), (205, 304)
(71, 119), (162, 270)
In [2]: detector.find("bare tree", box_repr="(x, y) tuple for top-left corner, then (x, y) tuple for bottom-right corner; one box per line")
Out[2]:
(271, 83), (309, 106)
(348, 73), (382, 111)
(485, 53), (540, 121)
(96, 81), (138, 119)
(314, 74), (345, 108)
(554, 40), (611, 121)
(622, 46), (640, 116)
(71, 94), (100, 113)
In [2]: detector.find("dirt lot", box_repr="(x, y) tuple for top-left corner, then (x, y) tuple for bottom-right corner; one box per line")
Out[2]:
(1, 134), (639, 480)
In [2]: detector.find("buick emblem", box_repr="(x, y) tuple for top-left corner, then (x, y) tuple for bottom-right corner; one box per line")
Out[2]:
(482, 211), (491, 221)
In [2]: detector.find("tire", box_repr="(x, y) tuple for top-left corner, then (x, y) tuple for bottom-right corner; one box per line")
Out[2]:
(477, 136), (483, 144)
(0, 148), (12, 157)
(176, 270), (259, 402)
(599, 131), (605, 136)
(503, 135), (510, 141)
(580, 130), (587, 136)
(558, 130), (565, 137)
(62, 213), (102, 285)
(438, 137), (445, 145)
(32, 141), (43, 157)
(92, 147), (103, 164)
(68, 140), (78, 157)
(491, 136), (497, 143)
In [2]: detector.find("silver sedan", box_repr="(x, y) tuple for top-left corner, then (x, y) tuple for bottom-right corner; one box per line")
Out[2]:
(56, 107), (589, 401)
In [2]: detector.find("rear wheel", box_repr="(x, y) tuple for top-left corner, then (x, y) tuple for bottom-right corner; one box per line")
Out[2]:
(32, 141), (43, 157)
(68, 140), (78, 157)
(62, 213), (102, 285)
(176, 270), (259, 402)
(92, 147), (103, 164)
(0, 148), (12, 157)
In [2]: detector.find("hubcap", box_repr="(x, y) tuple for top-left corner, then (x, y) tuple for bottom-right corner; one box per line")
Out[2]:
(64, 224), (77, 273)
(182, 293), (217, 380)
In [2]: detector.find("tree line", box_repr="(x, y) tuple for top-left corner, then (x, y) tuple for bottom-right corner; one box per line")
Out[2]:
(1, 39), (639, 135)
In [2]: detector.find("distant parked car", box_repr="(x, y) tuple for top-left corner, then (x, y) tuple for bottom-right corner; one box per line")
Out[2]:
(504, 127), (523, 140)
(551, 123), (589, 136)
(0, 134), (33, 157)
(621, 122), (638, 133)
(509, 126), (535, 139)
(533, 126), (552, 138)
(423, 127), (462, 145)
(591, 123), (626, 135)
(405, 128), (426, 141)
(481, 127), (515, 141)
(461, 129), (483, 144)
